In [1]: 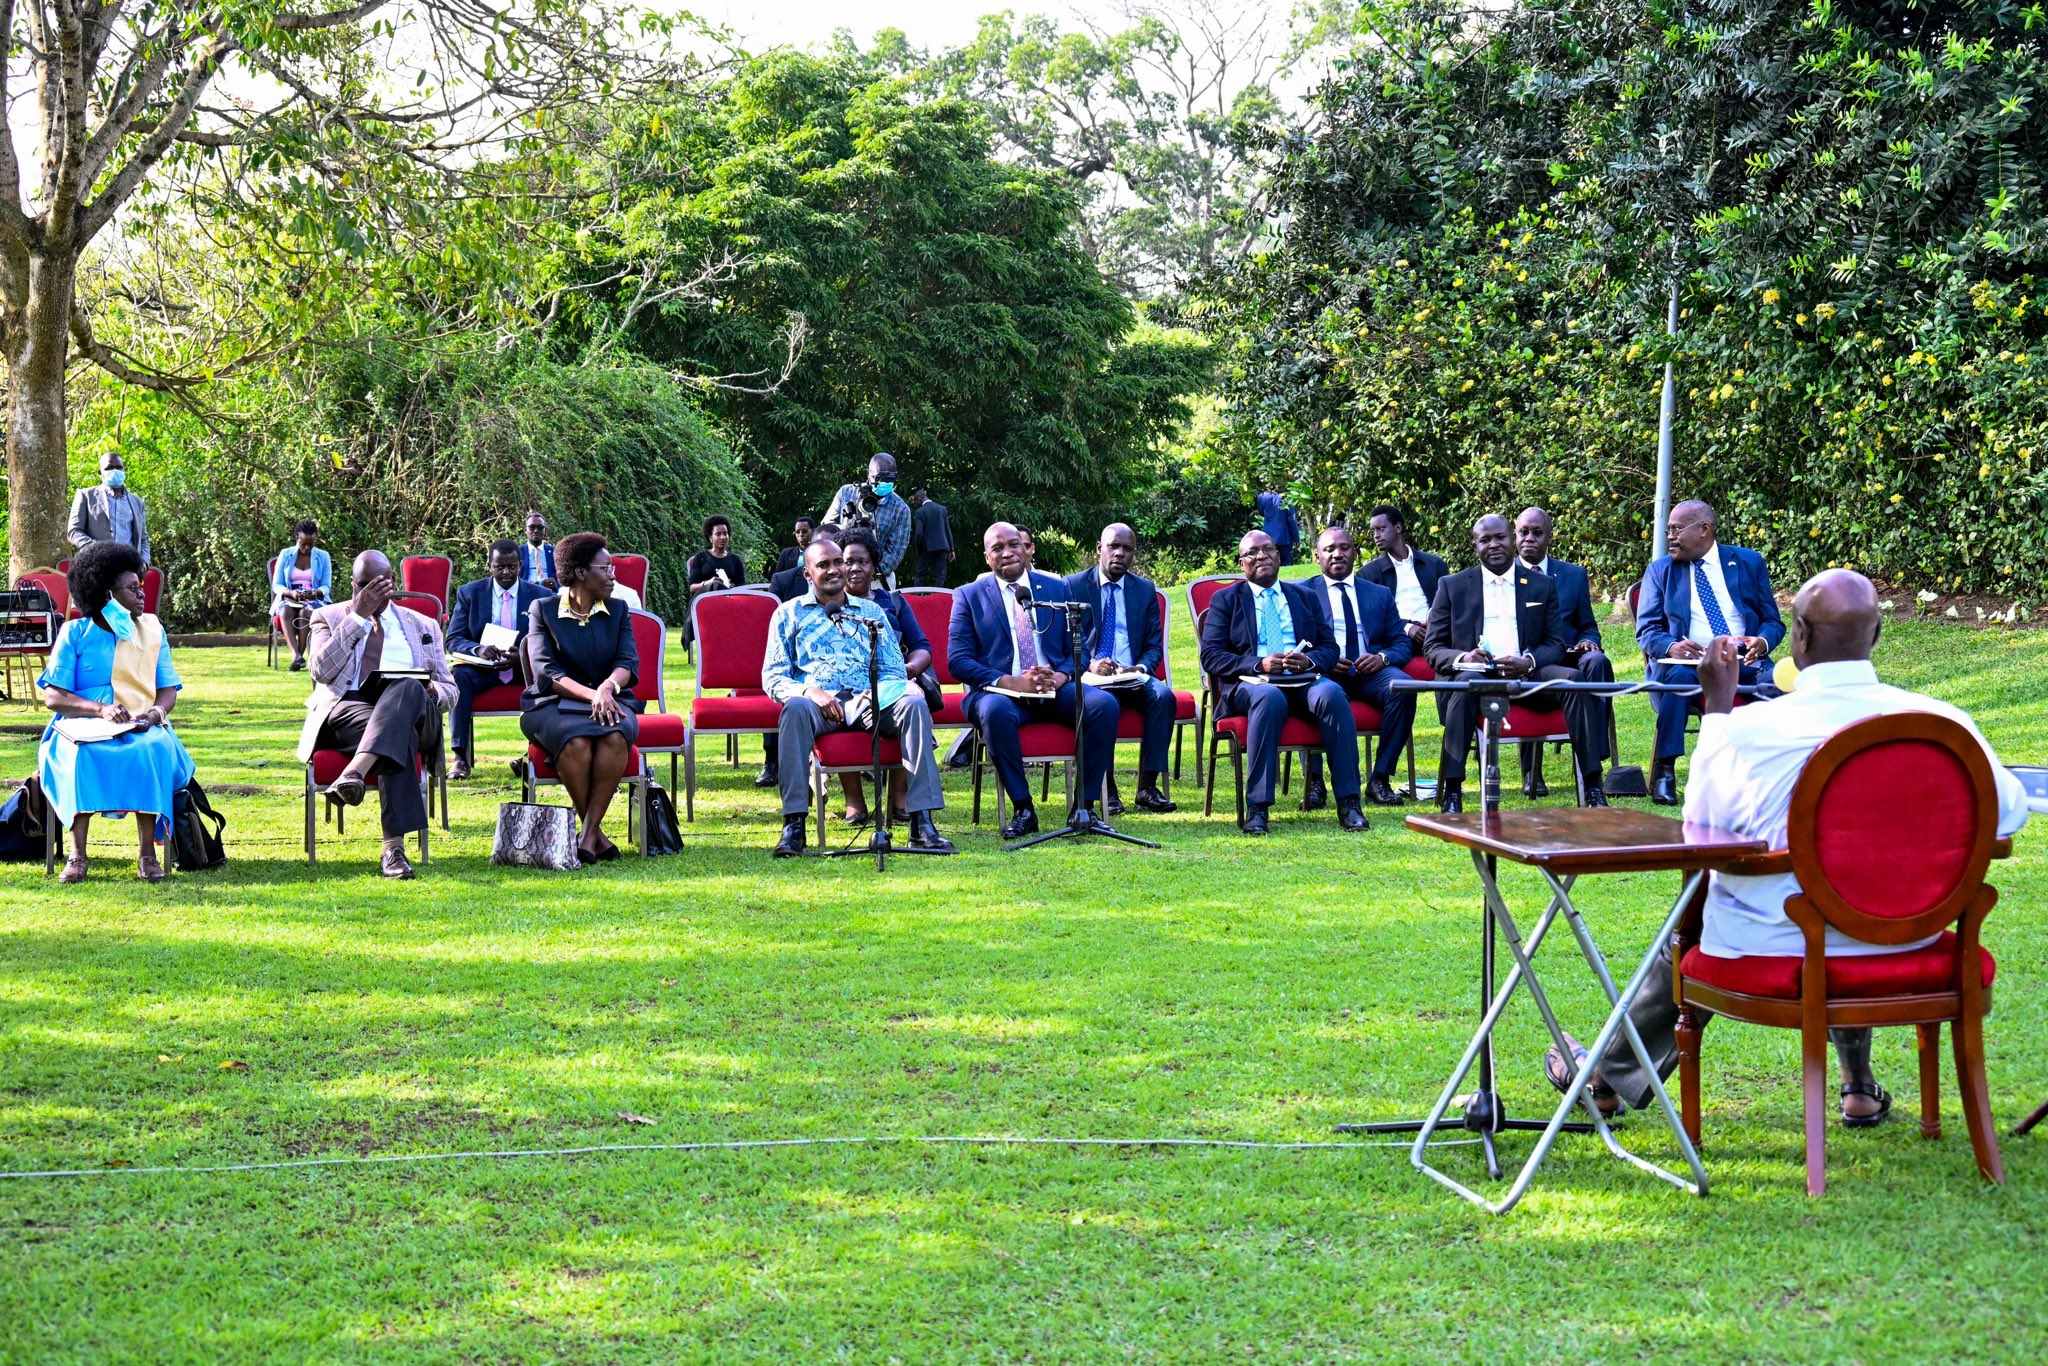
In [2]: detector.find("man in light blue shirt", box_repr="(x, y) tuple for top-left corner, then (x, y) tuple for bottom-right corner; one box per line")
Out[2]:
(1063, 523), (1178, 815)
(762, 537), (953, 857)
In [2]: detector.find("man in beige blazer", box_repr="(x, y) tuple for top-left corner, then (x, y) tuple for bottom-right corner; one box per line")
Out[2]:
(297, 550), (458, 878)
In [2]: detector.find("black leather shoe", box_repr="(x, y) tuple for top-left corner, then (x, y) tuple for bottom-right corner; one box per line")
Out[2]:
(1104, 778), (1124, 818)
(772, 818), (807, 857)
(907, 811), (956, 853)
(1336, 796), (1369, 832)
(1437, 783), (1464, 814)
(380, 846), (415, 880)
(1241, 805), (1270, 835)
(1133, 786), (1177, 813)
(1650, 763), (1679, 806)
(1522, 772), (1549, 799)
(1000, 805), (1039, 840)
(1581, 784), (1609, 808)
(330, 772), (368, 807)
(449, 756), (473, 781)
(1300, 776), (1328, 812)
(754, 763), (779, 789)
(1366, 774), (1405, 806)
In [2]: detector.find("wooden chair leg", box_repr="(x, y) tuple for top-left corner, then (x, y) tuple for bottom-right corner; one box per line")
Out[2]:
(1675, 1004), (1703, 1145)
(1801, 1024), (1829, 1197)
(2014, 1097), (2048, 1137)
(1917, 1023), (1943, 1139)
(1952, 1009), (2006, 1184)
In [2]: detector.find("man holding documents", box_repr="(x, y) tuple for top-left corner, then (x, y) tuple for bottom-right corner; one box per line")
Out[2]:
(1299, 523), (1417, 810)
(1424, 515), (1607, 813)
(445, 539), (549, 779)
(1198, 531), (1366, 836)
(949, 522), (1119, 840)
(298, 549), (458, 879)
(1063, 523), (1178, 816)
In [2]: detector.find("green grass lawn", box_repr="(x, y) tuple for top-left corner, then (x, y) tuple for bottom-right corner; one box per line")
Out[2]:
(3, 595), (2046, 1362)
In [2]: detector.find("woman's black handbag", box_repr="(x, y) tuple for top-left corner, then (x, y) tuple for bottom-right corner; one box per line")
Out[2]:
(643, 784), (683, 857)
(0, 777), (59, 862)
(171, 780), (228, 870)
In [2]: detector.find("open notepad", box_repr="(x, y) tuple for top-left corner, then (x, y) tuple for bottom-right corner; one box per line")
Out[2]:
(1080, 670), (1151, 688)
(53, 716), (139, 744)
(986, 686), (1058, 700)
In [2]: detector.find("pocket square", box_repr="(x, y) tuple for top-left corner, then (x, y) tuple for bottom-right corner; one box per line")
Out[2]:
(1524, 601), (1543, 607)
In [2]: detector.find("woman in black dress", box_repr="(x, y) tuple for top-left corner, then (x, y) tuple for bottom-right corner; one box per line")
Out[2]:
(683, 515), (746, 648)
(522, 532), (641, 863)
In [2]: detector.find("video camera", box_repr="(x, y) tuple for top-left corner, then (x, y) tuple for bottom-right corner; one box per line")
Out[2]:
(839, 483), (884, 529)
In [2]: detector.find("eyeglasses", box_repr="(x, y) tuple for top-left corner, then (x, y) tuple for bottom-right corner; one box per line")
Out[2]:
(1668, 520), (1711, 537)
(1238, 549), (1276, 562)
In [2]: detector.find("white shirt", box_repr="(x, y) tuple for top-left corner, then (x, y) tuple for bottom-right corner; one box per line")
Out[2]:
(1686, 660), (2029, 959)
(1321, 575), (1366, 655)
(1389, 551), (1428, 622)
(1479, 567), (1520, 657)
(1685, 542), (1747, 646)
(348, 606), (417, 688)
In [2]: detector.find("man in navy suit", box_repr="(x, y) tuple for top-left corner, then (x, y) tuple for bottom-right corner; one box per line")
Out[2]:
(445, 539), (549, 778)
(1298, 524), (1418, 809)
(518, 512), (557, 589)
(1635, 499), (1784, 804)
(1255, 489), (1301, 565)
(1199, 531), (1368, 835)
(1514, 506), (1615, 798)
(949, 522), (1119, 840)
(1425, 515), (1609, 812)
(1064, 523), (1178, 816)
(1359, 502), (1451, 652)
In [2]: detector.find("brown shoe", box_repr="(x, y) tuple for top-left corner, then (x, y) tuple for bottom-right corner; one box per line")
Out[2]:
(137, 853), (166, 884)
(380, 846), (416, 880)
(449, 757), (473, 781)
(58, 855), (88, 884)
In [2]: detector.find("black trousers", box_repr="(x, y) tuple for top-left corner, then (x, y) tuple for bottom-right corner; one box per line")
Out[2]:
(1517, 650), (1615, 777)
(913, 550), (950, 587)
(317, 679), (440, 838)
(1437, 670), (1609, 786)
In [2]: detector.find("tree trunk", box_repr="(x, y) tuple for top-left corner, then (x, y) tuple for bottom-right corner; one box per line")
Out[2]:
(6, 249), (78, 582)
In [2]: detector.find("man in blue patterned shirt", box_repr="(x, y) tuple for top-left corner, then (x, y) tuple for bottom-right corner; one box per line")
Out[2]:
(822, 452), (913, 585)
(762, 536), (953, 857)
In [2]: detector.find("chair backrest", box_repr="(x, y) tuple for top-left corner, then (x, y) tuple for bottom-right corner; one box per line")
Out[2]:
(18, 571), (69, 619)
(1185, 575), (1242, 689)
(898, 587), (957, 686)
(392, 591), (443, 622)
(142, 566), (162, 617)
(1627, 579), (1643, 621)
(1787, 712), (2000, 946)
(691, 588), (781, 695)
(628, 609), (669, 711)
(612, 554), (650, 597)
(400, 556), (453, 609)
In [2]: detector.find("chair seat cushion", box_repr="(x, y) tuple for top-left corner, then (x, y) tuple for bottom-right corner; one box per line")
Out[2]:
(1350, 702), (1385, 731)
(932, 692), (972, 726)
(311, 750), (421, 786)
(1681, 932), (1995, 1000)
(1216, 715), (1325, 747)
(1173, 689), (1197, 721)
(636, 712), (686, 747)
(690, 695), (784, 729)
(814, 732), (905, 767)
(1499, 704), (1570, 737)
(469, 683), (526, 714)
(527, 742), (643, 780)
(1013, 721), (1076, 758)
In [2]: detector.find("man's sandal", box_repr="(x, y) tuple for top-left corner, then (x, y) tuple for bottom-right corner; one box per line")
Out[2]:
(1544, 1035), (1623, 1119)
(1841, 1081), (1893, 1129)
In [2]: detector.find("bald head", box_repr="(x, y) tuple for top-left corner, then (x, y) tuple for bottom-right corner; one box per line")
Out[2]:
(1471, 514), (1514, 573)
(1667, 499), (1718, 563)
(1237, 530), (1280, 586)
(982, 521), (1029, 581)
(352, 550), (392, 587)
(1097, 522), (1137, 580)
(1791, 569), (1881, 668)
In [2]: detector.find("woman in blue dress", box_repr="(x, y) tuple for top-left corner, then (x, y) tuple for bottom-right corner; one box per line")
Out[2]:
(39, 541), (196, 883)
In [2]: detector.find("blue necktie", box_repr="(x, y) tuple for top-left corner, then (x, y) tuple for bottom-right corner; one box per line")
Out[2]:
(1101, 580), (1120, 662)
(1257, 586), (1288, 656)
(1692, 560), (1732, 638)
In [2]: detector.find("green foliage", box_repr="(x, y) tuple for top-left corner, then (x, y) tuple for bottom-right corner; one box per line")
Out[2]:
(71, 349), (758, 629)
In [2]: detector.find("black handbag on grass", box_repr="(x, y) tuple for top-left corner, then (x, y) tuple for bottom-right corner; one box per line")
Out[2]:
(643, 784), (683, 857)
(171, 780), (227, 870)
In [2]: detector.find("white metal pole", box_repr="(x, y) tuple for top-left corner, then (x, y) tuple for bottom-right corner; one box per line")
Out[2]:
(1652, 280), (1679, 560)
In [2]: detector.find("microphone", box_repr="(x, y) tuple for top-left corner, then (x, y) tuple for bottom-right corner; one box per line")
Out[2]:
(1009, 581), (1033, 611)
(825, 599), (843, 620)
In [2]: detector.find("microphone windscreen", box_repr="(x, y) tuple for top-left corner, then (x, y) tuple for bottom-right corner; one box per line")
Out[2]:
(1772, 655), (1800, 693)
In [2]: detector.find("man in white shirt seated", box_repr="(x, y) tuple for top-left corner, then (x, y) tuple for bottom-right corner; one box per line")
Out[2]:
(1546, 570), (2029, 1125)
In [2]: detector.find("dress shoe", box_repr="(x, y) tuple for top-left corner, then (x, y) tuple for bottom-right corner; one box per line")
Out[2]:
(754, 763), (779, 789)
(1300, 775), (1328, 812)
(289, 657), (307, 672)
(1581, 785), (1609, 808)
(1133, 786), (1177, 813)
(58, 856), (87, 884)
(1241, 804), (1270, 835)
(1000, 805), (1039, 840)
(380, 845), (416, 879)
(1437, 783), (1465, 814)
(1366, 774), (1405, 806)
(137, 853), (167, 884)
(907, 810), (956, 853)
(772, 817), (807, 857)
(450, 757), (472, 781)
(1650, 763), (1679, 806)
(1104, 778), (1124, 818)
(889, 807), (909, 826)
(1336, 795), (1369, 832)
(330, 771), (368, 807)
(1522, 771), (1549, 799)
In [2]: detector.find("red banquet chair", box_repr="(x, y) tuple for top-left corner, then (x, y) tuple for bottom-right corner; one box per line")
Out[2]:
(399, 556), (453, 620)
(303, 749), (443, 864)
(516, 630), (653, 854)
(895, 588), (973, 734)
(809, 730), (906, 845)
(53, 562), (161, 622)
(390, 590), (444, 625)
(1183, 574), (1242, 783)
(685, 588), (782, 820)
(1673, 712), (2016, 1196)
(970, 717), (1079, 829)
(612, 554), (650, 601)
(628, 608), (687, 792)
(1097, 589), (1199, 804)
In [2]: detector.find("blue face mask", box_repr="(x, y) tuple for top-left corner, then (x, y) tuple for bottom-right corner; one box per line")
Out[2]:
(102, 596), (136, 641)
(103, 469), (126, 489)
(872, 481), (895, 499)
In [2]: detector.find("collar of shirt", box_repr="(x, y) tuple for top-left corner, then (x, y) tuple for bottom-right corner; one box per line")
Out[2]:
(1523, 557), (1550, 577)
(1790, 659), (1876, 692)
(1482, 566), (1516, 589)
(555, 593), (610, 624)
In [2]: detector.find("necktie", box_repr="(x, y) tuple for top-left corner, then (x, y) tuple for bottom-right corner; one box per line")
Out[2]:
(1692, 560), (1732, 638)
(1010, 583), (1039, 671)
(362, 613), (384, 692)
(497, 590), (516, 683)
(1339, 583), (1359, 658)
(1258, 586), (1287, 657)
(1101, 581), (1120, 663)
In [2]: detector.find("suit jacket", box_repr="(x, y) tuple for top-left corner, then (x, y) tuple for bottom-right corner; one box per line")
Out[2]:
(1635, 544), (1784, 660)
(947, 570), (1076, 690)
(1358, 549), (1450, 623)
(67, 486), (150, 565)
(298, 601), (458, 760)
(1529, 557), (1602, 650)
(913, 499), (954, 553)
(1198, 578), (1338, 704)
(518, 540), (556, 585)
(446, 577), (549, 658)
(1310, 574), (1413, 668)
(1255, 491), (1300, 547)
(1062, 567), (1164, 676)
(774, 545), (803, 575)
(768, 564), (807, 604)
(1424, 564), (1567, 676)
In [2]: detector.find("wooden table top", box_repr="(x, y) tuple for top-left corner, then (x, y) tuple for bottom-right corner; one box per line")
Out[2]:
(1404, 807), (1768, 873)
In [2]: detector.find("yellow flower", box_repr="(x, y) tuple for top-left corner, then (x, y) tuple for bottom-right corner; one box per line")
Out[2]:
(1796, 313), (1809, 325)
(1762, 289), (1781, 305)
(1460, 379), (1474, 391)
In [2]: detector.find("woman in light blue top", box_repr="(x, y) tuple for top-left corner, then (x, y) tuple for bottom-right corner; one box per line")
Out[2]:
(269, 518), (331, 671)
(39, 541), (196, 884)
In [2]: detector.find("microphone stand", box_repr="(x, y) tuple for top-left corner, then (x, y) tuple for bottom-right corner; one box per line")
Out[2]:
(1006, 599), (1159, 852)
(824, 609), (951, 870)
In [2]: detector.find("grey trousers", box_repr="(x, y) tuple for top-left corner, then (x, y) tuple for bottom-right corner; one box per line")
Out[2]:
(1598, 939), (1875, 1109)
(777, 692), (945, 817)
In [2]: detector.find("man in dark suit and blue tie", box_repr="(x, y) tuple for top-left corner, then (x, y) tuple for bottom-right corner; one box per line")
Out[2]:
(1064, 523), (1178, 815)
(1298, 523), (1418, 809)
(1635, 498), (1783, 804)
(445, 539), (550, 779)
(949, 522), (1119, 840)
(1513, 506), (1616, 798)
(1199, 531), (1368, 835)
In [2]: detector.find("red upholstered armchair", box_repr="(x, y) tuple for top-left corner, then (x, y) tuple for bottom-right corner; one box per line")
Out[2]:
(1674, 711), (2014, 1196)
(895, 588), (972, 734)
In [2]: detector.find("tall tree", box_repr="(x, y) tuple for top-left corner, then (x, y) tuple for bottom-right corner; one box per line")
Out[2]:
(0, 1), (674, 578)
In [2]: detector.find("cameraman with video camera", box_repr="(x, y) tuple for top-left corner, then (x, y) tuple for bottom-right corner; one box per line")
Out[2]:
(822, 452), (912, 588)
